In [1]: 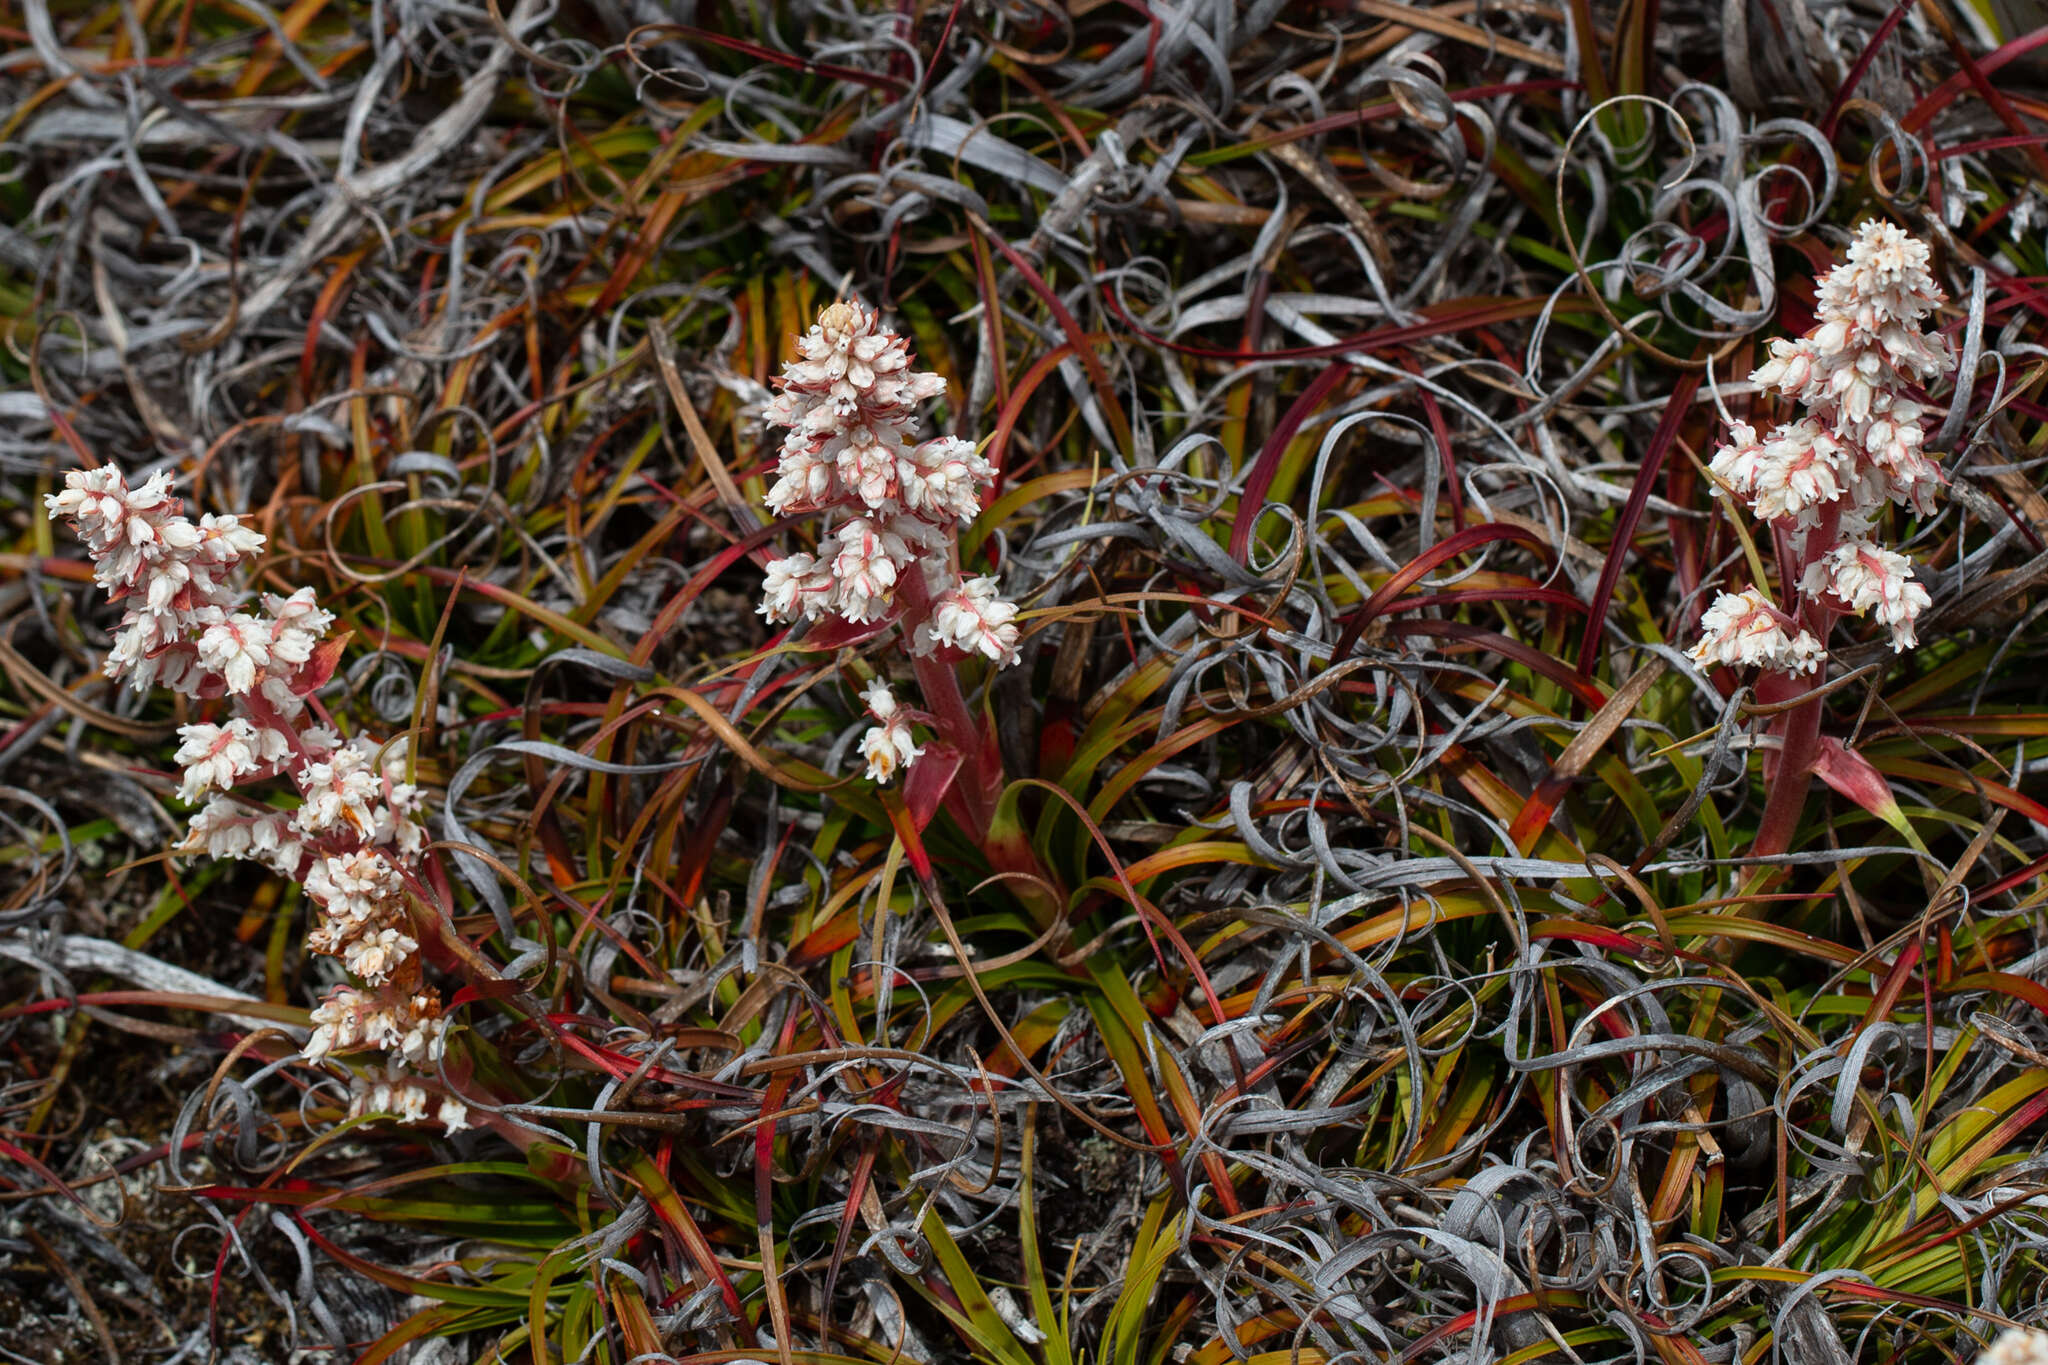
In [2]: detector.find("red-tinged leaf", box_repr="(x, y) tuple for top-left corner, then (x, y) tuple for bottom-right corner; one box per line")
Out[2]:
(1981, 850), (2048, 901)
(1038, 699), (1080, 776)
(1895, 710), (2048, 736)
(292, 1213), (524, 1306)
(535, 810), (579, 888)
(1110, 839), (1266, 885)
(292, 631), (351, 695)
(1867, 753), (2048, 825)
(799, 608), (903, 653)
(880, 788), (935, 881)
(972, 220), (1134, 457)
(395, 568), (632, 658)
(1940, 1086), (2048, 1192)
(352, 1299), (476, 1365)
(622, 1151), (749, 1323)
(1080, 983), (1182, 1163)
(1101, 289), (1574, 364)
(1919, 13), (2048, 185)
(1812, 736), (1908, 833)
(1402, 352), (1467, 530)
(610, 1273), (665, 1359)
(550, 1026), (720, 1088)
(1949, 972), (2048, 1020)
(1229, 361), (1347, 564)
(823, 1143), (878, 1322)
(1714, 1265), (1989, 1315)
(1086, 715), (1232, 825)
(1529, 919), (1662, 958)
(1577, 371), (1699, 679)
(1394, 1290), (1590, 1362)
(1854, 940), (1922, 1037)
(985, 342), (1082, 491)
(525, 1140), (585, 1185)
(1508, 657), (1667, 855)
(446, 977), (530, 1009)
(903, 742), (963, 834)
(1903, 25), (2048, 133)
(1507, 774), (1573, 854)
(789, 911), (863, 967)
(653, 22), (908, 91)
(1139, 976), (1180, 1016)
(1023, 777), (1229, 1025)
(989, 780), (1062, 930)
(1659, 914), (1861, 964)
(676, 774), (736, 906)
(298, 245), (372, 393)
(1383, 585), (1590, 615)
(1382, 620), (1610, 708)
(1646, 1330), (1714, 1365)
(1820, 0), (1916, 136)
(0, 1135), (118, 1227)
(1333, 523), (1552, 660)
(635, 521), (783, 667)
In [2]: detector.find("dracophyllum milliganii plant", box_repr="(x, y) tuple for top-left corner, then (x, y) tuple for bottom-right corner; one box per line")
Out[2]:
(1688, 220), (1949, 856)
(45, 468), (467, 1131)
(756, 301), (1023, 840)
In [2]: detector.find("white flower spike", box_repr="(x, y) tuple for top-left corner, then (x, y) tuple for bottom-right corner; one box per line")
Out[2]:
(1698, 221), (1948, 672)
(47, 465), (461, 1131)
(761, 302), (1027, 786)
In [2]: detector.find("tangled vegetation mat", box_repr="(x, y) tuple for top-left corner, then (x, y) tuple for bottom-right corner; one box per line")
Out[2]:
(8, 0), (2048, 1362)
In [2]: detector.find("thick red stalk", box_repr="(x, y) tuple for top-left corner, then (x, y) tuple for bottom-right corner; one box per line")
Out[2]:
(1752, 679), (1824, 858)
(894, 575), (1059, 929)
(1751, 505), (1842, 857)
(896, 570), (1003, 842)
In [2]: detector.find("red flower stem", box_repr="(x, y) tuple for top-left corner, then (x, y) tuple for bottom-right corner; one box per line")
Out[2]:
(896, 571), (1002, 841)
(1752, 683), (1823, 857)
(911, 650), (998, 838)
(1751, 505), (1841, 858)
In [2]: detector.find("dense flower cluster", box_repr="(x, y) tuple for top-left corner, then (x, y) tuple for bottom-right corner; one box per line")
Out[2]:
(46, 466), (464, 1132)
(1688, 588), (1825, 675)
(1691, 221), (1947, 672)
(759, 302), (1023, 781)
